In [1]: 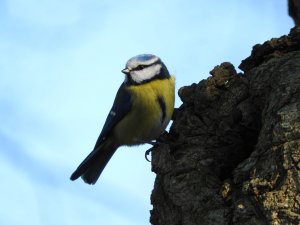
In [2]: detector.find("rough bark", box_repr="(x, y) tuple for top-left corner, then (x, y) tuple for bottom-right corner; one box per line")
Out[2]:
(150, 28), (300, 225)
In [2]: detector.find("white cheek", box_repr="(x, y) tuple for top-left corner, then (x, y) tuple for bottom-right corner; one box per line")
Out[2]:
(131, 64), (162, 83)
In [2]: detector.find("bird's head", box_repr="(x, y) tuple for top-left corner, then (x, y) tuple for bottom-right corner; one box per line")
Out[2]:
(122, 54), (170, 85)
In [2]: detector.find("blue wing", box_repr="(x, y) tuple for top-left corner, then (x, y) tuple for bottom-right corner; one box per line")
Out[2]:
(93, 83), (131, 149)
(70, 83), (132, 183)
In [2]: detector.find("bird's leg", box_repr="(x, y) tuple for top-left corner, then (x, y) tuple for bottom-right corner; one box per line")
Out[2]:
(145, 141), (159, 146)
(156, 130), (170, 143)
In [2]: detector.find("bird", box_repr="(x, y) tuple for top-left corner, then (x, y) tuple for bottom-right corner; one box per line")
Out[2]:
(70, 54), (175, 184)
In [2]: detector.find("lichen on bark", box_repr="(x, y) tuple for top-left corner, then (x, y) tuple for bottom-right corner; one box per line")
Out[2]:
(150, 28), (300, 225)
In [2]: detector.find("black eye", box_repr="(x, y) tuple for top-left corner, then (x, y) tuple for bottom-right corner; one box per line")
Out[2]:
(135, 65), (146, 70)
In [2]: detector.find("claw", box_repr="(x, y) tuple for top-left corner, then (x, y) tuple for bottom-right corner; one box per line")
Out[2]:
(145, 149), (152, 162)
(144, 131), (170, 162)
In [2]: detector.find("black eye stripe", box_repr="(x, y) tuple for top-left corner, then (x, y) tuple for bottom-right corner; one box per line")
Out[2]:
(134, 65), (147, 71)
(133, 61), (160, 71)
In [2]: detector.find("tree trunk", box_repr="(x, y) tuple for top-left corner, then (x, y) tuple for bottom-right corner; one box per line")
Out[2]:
(150, 27), (300, 225)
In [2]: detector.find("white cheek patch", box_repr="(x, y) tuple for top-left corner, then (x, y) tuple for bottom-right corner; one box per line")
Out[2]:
(131, 64), (162, 83)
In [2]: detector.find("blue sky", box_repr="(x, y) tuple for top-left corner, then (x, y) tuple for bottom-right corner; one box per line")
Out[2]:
(0, 0), (293, 225)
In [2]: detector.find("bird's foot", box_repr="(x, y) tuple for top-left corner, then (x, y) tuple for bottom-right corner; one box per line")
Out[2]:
(146, 140), (160, 146)
(145, 148), (153, 162)
(144, 131), (171, 162)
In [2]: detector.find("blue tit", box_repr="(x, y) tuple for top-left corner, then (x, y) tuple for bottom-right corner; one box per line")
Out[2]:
(70, 54), (175, 184)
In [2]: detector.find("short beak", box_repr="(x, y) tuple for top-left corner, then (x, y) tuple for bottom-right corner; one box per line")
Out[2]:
(122, 68), (130, 75)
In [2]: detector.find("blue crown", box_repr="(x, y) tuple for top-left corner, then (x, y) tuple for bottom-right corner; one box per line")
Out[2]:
(136, 54), (156, 62)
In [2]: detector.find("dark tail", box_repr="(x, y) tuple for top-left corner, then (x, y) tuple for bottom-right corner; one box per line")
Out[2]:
(70, 140), (118, 184)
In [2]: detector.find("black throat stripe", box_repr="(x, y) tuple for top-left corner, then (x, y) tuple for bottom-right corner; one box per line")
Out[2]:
(157, 96), (166, 123)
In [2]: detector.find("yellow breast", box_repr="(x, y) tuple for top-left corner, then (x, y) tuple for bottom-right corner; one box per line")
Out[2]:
(113, 76), (175, 145)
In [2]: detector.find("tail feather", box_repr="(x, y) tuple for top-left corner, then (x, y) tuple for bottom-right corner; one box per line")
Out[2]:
(70, 141), (117, 184)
